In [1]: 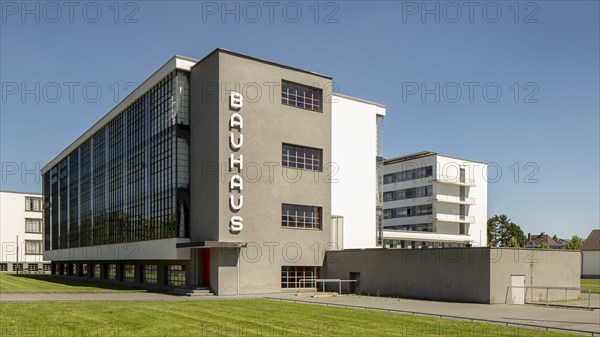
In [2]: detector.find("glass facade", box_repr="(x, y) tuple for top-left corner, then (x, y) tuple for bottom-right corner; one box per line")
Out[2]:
(42, 71), (191, 250)
(383, 166), (433, 184)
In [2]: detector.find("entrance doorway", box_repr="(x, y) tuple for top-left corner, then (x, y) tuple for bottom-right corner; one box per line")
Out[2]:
(349, 272), (360, 294)
(510, 275), (525, 304)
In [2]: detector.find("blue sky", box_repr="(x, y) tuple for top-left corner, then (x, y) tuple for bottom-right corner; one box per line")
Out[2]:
(1, 1), (598, 239)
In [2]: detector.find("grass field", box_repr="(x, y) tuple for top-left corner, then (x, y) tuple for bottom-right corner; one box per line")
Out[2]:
(581, 279), (600, 294)
(0, 273), (142, 293)
(0, 299), (580, 337)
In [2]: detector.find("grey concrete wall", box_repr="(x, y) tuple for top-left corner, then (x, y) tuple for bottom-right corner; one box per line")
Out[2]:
(323, 248), (492, 303)
(190, 52), (221, 242)
(489, 248), (581, 303)
(190, 50), (333, 295)
(324, 248), (582, 304)
(216, 51), (332, 295)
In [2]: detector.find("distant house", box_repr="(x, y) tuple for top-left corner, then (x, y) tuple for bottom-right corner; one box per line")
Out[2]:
(581, 230), (600, 278)
(525, 232), (566, 249)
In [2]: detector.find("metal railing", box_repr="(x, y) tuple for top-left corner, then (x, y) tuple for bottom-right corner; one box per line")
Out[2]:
(507, 286), (597, 310)
(298, 278), (358, 295)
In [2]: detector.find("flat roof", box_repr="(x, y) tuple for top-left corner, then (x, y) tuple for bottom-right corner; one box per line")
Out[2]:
(0, 190), (42, 196)
(194, 48), (332, 80)
(384, 151), (487, 165)
(333, 92), (387, 109)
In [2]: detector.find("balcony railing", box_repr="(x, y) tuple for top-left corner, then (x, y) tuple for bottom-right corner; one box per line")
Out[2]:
(429, 177), (476, 187)
(434, 214), (475, 223)
(429, 195), (475, 205)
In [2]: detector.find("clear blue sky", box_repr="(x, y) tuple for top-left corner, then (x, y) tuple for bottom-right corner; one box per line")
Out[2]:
(1, 1), (598, 239)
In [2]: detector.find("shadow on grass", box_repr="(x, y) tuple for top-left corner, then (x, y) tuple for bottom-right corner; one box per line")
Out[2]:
(3, 274), (145, 292)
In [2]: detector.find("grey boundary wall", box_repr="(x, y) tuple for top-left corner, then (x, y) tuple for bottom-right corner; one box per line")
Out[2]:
(323, 248), (581, 304)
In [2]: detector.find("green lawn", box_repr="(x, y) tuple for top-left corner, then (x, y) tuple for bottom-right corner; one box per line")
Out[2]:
(0, 300), (579, 337)
(0, 273), (142, 293)
(581, 279), (600, 294)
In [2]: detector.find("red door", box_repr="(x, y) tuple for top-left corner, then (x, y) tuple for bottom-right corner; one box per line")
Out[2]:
(202, 249), (210, 287)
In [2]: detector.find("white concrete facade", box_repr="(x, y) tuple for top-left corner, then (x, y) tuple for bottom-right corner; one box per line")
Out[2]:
(0, 191), (49, 271)
(331, 94), (386, 249)
(582, 251), (600, 277)
(382, 152), (488, 248)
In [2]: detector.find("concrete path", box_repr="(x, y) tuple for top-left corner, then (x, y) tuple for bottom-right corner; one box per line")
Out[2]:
(266, 293), (600, 335)
(2, 291), (599, 335)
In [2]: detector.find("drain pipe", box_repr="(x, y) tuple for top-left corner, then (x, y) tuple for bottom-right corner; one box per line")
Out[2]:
(237, 247), (240, 295)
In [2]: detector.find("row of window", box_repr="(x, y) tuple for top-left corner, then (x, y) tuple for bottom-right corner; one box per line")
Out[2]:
(48, 264), (317, 289)
(54, 263), (183, 286)
(385, 223), (433, 232)
(383, 185), (433, 202)
(384, 166), (433, 184)
(383, 204), (433, 219)
(0, 263), (51, 272)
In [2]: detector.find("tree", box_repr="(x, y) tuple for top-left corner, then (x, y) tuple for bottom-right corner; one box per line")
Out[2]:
(487, 214), (526, 247)
(566, 235), (583, 250)
(539, 242), (549, 249)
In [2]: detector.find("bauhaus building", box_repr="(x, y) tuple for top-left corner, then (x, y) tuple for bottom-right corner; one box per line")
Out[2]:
(41, 49), (385, 295)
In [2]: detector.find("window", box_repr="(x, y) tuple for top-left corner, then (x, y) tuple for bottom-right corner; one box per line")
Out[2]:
(81, 264), (88, 277)
(384, 186), (433, 202)
(25, 197), (42, 212)
(386, 223), (433, 232)
(0, 263), (7, 271)
(43, 264), (52, 272)
(143, 265), (158, 284)
(383, 166), (433, 184)
(122, 265), (135, 282)
(25, 240), (42, 255)
(25, 218), (42, 233)
(93, 264), (101, 278)
(27, 264), (38, 272)
(281, 80), (322, 112)
(282, 144), (322, 171)
(384, 204), (433, 219)
(167, 265), (186, 286)
(282, 204), (322, 230)
(107, 264), (117, 280)
(281, 266), (319, 288)
(12, 263), (23, 272)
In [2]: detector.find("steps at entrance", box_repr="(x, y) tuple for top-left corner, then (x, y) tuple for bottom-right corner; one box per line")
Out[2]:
(169, 287), (214, 296)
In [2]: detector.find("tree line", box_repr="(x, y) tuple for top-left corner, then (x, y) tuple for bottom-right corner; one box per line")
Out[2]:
(487, 214), (583, 249)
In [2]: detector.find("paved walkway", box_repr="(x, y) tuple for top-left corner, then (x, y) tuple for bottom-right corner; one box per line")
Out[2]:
(2, 291), (599, 335)
(266, 293), (600, 335)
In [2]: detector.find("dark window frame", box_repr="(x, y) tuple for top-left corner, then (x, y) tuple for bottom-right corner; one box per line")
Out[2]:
(282, 143), (323, 172)
(281, 80), (322, 112)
